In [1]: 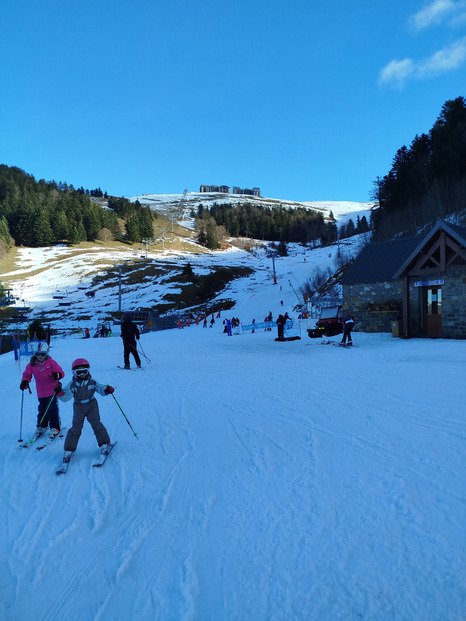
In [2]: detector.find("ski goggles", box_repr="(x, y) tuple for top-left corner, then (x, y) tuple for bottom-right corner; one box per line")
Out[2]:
(73, 366), (89, 378)
(35, 351), (48, 358)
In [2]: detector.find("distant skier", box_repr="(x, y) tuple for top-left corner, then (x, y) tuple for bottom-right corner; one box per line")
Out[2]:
(120, 314), (141, 369)
(276, 314), (286, 340)
(340, 312), (355, 347)
(20, 342), (64, 437)
(55, 358), (114, 463)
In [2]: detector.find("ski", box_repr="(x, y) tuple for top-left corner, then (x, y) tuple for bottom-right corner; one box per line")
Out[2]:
(20, 427), (47, 448)
(36, 427), (66, 451)
(56, 453), (72, 476)
(117, 366), (142, 371)
(332, 343), (358, 348)
(92, 442), (116, 468)
(56, 462), (69, 475)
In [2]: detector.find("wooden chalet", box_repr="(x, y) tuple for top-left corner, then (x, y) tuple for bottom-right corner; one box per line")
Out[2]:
(341, 221), (466, 338)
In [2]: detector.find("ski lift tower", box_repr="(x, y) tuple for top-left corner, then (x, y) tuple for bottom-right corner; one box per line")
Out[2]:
(111, 261), (129, 313)
(141, 238), (155, 259)
(172, 189), (189, 232)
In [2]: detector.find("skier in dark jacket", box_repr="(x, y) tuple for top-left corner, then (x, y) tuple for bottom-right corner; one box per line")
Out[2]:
(276, 314), (286, 340)
(340, 313), (355, 346)
(120, 314), (141, 369)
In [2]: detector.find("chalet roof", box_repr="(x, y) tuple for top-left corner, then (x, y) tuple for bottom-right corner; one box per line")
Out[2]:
(445, 222), (466, 241)
(341, 235), (421, 285)
(341, 220), (466, 286)
(393, 220), (466, 278)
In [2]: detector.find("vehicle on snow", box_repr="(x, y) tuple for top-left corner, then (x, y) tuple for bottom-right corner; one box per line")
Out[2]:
(307, 305), (342, 338)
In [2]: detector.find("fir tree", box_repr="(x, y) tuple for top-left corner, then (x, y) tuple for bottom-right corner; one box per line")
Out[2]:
(125, 215), (141, 242)
(0, 216), (11, 247)
(205, 223), (220, 250)
(32, 206), (54, 246)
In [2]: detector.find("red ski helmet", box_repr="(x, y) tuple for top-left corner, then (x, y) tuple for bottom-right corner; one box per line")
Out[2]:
(72, 358), (90, 379)
(72, 358), (90, 369)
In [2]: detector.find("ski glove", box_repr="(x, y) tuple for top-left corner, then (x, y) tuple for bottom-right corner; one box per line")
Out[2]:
(54, 382), (63, 394)
(104, 385), (114, 395)
(20, 380), (29, 391)
(52, 372), (62, 380)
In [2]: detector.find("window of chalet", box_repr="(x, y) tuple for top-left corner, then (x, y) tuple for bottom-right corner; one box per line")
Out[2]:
(425, 287), (442, 316)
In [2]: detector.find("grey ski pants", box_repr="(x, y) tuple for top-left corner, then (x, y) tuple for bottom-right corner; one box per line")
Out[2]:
(64, 398), (110, 452)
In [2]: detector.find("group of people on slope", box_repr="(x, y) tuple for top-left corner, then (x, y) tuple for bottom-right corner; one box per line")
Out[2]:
(19, 315), (141, 465)
(223, 317), (241, 336)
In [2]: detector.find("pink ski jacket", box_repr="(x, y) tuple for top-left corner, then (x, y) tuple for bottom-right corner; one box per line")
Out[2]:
(22, 357), (64, 398)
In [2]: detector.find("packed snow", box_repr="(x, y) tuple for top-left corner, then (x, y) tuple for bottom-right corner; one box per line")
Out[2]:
(2, 326), (465, 620)
(1, 231), (465, 621)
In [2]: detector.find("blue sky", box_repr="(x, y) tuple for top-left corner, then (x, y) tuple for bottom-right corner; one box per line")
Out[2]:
(1, 0), (465, 202)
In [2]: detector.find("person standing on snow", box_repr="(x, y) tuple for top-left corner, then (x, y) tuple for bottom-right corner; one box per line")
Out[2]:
(20, 342), (64, 438)
(276, 314), (286, 340)
(120, 314), (141, 369)
(340, 312), (355, 346)
(55, 358), (114, 463)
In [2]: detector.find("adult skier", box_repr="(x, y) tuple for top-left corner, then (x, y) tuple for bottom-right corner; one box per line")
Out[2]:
(120, 314), (141, 369)
(276, 313), (289, 340)
(276, 314), (286, 340)
(340, 312), (356, 346)
(55, 358), (114, 463)
(20, 342), (64, 437)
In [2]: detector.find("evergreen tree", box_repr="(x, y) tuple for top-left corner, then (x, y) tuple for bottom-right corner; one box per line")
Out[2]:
(138, 207), (154, 239)
(32, 206), (54, 246)
(345, 219), (355, 238)
(14, 200), (35, 246)
(278, 240), (288, 256)
(125, 215), (141, 242)
(84, 207), (102, 240)
(52, 210), (69, 241)
(198, 229), (207, 246)
(183, 262), (195, 281)
(357, 215), (370, 233)
(373, 96), (466, 239)
(69, 225), (80, 244)
(205, 223), (219, 250)
(0, 216), (11, 247)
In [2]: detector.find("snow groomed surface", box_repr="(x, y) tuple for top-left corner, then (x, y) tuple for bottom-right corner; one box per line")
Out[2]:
(1, 328), (465, 620)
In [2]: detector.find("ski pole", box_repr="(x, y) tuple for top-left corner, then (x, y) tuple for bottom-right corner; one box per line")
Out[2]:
(109, 389), (138, 439)
(19, 385), (31, 443)
(37, 394), (56, 430)
(19, 390), (25, 443)
(137, 341), (151, 363)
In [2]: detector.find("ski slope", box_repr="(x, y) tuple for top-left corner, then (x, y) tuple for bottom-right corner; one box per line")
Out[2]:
(1, 323), (465, 620)
(0, 212), (464, 620)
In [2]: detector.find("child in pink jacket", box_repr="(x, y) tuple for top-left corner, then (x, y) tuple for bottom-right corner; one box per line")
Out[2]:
(20, 342), (64, 436)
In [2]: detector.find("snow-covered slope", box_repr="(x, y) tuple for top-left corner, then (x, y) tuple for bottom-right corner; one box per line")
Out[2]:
(1, 322), (464, 620)
(132, 192), (377, 225)
(0, 202), (463, 619)
(0, 234), (365, 334)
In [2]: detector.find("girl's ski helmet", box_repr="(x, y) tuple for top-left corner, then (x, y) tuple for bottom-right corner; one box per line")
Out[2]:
(34, 342), (49, 357)
(72, 358), (90, 378)
(72, 358), (89, 369)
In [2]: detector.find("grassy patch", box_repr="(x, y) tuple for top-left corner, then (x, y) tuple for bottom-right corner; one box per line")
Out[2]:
(160, 266), (253, 312)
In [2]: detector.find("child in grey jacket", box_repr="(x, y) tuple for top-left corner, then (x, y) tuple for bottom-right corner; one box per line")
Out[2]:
(56, 358), (114, 463)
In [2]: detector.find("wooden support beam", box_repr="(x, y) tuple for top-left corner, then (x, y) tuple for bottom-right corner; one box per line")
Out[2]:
(402, 276), (410, 338)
